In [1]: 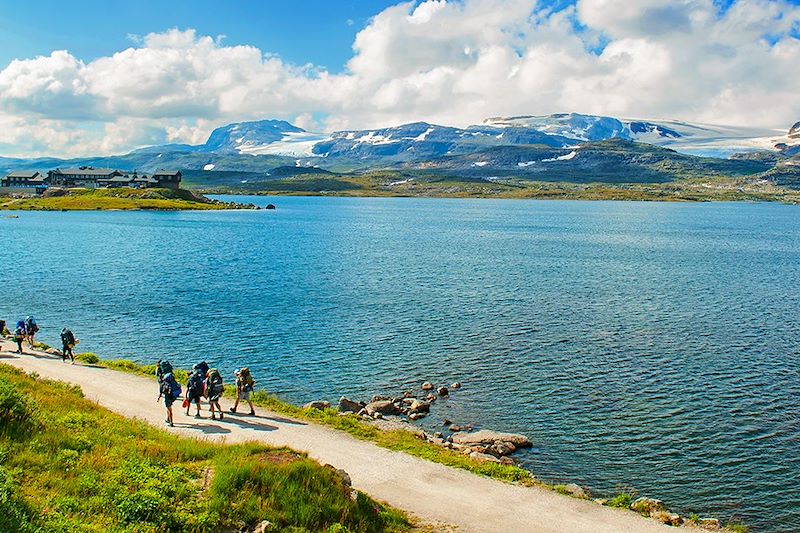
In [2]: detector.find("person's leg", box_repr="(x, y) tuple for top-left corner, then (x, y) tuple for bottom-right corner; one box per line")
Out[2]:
(248, 399), (255, 415)
(16, 339), (22, 353)
(62, 344), (68, 362)
(230, 394), (239, 413)
(216, 401), (223, 419)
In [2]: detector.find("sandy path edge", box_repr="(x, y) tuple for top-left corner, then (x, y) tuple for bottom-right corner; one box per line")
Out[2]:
(0, 340), (670, 533)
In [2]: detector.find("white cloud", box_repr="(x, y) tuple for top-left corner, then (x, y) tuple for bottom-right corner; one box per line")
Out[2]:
(0, 0), (798, 157)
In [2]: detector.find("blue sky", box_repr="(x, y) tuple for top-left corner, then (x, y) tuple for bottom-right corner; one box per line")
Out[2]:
(0, 0), (798, 157)
(0, 0), (400, 72)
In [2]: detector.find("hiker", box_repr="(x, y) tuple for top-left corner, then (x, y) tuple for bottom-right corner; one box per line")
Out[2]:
(13, 323), (25, 354)
(156, 359), (173, 384)
(24, 316), (38, 347)
(60, 327), (77, 364)
(0, 320), (7, 337)
(230, 367), (256, 416)
(204, 368), (225, 420)
(185, 366), (205, 417)
(157, 363), (181, 427)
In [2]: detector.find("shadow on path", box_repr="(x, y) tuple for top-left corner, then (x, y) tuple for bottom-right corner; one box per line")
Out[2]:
(221, 416), (279, 432)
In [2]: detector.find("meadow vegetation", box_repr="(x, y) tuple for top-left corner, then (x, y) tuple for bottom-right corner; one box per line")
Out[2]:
(0, 364), (409, 533)
(0, 188), (232, 211)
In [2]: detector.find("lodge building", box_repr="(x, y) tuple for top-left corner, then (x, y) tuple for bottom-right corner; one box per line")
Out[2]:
(0, 167), (182, 192)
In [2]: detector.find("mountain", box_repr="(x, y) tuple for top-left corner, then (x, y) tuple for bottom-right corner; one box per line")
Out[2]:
(0, 113), (795, 188)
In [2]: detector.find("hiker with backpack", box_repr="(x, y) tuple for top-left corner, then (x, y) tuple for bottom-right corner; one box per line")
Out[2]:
(156, 359), (181, 427)
(204, 368), (225, 420)
(230, 368), (256, 416)
(185, 365), (205, 418)
(60, 328), (77, 364)
(12, 323), (25, 354)
(24, 316), (38, 347)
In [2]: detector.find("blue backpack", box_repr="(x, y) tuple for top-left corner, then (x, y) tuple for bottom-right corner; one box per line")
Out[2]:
(161, 373), (182, 398)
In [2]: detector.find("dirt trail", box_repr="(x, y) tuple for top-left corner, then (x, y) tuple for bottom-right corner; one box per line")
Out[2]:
(0, 340), (670, 533)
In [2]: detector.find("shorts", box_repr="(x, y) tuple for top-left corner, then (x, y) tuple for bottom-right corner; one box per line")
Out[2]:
(187, 392), (202, 404)
(237, 390), (251, 401)
(164, 394), (176, 408)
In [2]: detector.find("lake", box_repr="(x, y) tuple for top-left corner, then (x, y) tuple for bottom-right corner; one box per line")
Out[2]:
(2, 196), (799, 532)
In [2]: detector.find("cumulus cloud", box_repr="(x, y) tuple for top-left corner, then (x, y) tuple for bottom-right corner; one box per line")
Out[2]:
(0, 0), (798, 157)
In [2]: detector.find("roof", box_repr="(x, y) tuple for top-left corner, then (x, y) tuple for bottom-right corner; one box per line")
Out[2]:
(151, 170), (181, 177)
(5, 171), (41, 179)
(52, 168), (123, 177)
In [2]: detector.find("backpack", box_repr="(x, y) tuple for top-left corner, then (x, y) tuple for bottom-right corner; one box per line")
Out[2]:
(206, 369), (224, 396)
(25, 317), (38, 333)
(195, 361), (209, 377)
(14, 327), (24, 341)
(239, 367), (254, 390)
(159, 360), (173, 376)
(188, 372), (204, 395)
(162, 372), (181, 398)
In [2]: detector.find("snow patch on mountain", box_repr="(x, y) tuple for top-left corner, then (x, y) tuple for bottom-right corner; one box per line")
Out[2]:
(238, 131), (331, 157)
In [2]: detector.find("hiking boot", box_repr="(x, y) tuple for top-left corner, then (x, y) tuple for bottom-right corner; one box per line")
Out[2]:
(194, 414), (201, 418)
(229, 407), (236, 413)
(211, 414), (217, 420)
(249, 410), (255, 416)
(219, 412), (224, 420)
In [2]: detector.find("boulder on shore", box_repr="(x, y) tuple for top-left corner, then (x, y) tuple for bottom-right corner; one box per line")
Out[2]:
(421, 381), (434, 391)
(630, 497), (665, 515)
(303, 401), (331, 411)
(365, 400), (399, 416)
(409, 399), (430, 413)
(563, 483), (589, 499)
(451, 429), (532, 448)
(469, 451), (501, 463)
(338, 397), (363, 413)
(437, 386), (449, 396)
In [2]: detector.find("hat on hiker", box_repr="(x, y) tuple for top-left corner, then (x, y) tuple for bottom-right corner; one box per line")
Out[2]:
(233, 368), (241, 376)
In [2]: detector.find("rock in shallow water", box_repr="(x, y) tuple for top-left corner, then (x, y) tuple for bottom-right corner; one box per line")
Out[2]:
(451, 429), (532, 448)
(365, 399), (399, 416)
(421, 381), (434, 390)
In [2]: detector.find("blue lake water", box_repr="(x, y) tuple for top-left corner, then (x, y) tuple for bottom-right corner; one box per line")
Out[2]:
(2, 196), (799, 532)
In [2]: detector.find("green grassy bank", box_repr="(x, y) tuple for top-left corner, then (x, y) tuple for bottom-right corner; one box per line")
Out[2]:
(0, 188), (241, 211)
(0, 364), (409, 533)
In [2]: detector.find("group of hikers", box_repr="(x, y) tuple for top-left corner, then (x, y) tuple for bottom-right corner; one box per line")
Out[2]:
(1, 316), (41, 354)
(2, 317), (258, 429)
(1, 317), (78, 363)
(156, 359), (256, 427)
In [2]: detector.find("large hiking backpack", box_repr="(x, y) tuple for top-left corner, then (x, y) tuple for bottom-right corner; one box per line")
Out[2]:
(239, 367), (254, 390)
(162, 372), (181, 398)
(188, 372), (204, 396)
(196, 361), (209, 377)
(206, 369), (224, 396)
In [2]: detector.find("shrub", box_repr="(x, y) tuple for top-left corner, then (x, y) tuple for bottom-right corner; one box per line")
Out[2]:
(0, 466), (37, 533)
(607, 490), (636, 509)
(0, 377), (37, 436)
(76, 352), (99, 364)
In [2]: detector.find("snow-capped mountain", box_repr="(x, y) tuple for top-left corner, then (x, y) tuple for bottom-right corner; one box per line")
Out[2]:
(194, 113), (790, 164)
(203, 120), (306, 152)
(482, 113), (788, 157)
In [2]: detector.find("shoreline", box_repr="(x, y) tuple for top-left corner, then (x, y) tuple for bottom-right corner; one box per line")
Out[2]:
(2, 337), (746, 532)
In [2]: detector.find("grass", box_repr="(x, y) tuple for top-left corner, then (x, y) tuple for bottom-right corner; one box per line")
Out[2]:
(0, 188), (238, 211)
(0, 363), (409, 533)
(199, 173), (800, 204)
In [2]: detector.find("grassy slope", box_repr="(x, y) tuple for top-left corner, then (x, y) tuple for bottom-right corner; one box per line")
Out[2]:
(0, 188), (231, 211)
(0, 364), (409, 533)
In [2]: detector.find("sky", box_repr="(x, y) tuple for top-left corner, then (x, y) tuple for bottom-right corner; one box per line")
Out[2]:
(0, 0), (798, 157)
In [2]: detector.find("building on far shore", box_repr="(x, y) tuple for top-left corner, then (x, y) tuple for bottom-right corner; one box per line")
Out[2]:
(48, 168), (125, 188)
(0, 171), (48, 194)
(1, 167), (182, 193)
